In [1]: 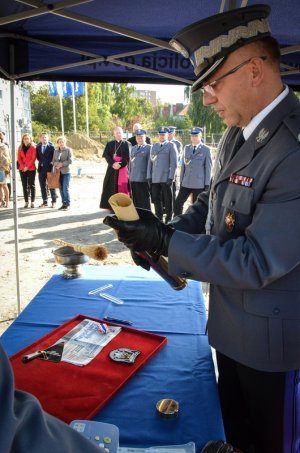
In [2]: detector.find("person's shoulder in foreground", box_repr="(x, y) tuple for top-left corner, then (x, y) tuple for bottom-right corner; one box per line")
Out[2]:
(0, 344), (105, 452)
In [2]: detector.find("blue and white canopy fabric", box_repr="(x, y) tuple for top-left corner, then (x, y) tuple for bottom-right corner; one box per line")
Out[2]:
(0, 0), (299, 89)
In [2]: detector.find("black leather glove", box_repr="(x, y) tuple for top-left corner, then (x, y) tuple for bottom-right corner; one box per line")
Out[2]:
(103, 208), (174, 256)
(166, 179), (173, 186)
(130, 250), (150, 271)
(204, 185), (209, 191)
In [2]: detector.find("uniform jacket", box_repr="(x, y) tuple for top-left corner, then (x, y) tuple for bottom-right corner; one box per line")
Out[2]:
(36, 141), (55, 173)
(17, 144), (36, 171)
(53, 147), (73, 174)
(169, 89), (300, 372)
(180, 143), (212, 189)
(0, 344), (105, 453)
(128, 135), (151, 146)
(171, 138), (183, 160)
(129, 143), (151, 182)
(147, 141), (178, 183)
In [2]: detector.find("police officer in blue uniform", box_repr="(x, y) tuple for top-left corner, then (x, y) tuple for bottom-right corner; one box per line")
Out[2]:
(168, 126), (183, 207)
(147, 127), (178, 222)
(174, 127), (212, 216)
(168, 126), (183, 161)
(129, 129), (151, 210)
(104, 5), (300, 452)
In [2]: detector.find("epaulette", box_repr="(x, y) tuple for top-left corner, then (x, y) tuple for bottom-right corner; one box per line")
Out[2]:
(283, 110), (300, 144)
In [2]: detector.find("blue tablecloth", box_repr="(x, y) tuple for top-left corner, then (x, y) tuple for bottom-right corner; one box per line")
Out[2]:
(1, 265), (224, 451)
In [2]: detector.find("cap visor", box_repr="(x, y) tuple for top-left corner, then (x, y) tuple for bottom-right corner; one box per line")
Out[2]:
(192, 57), (225, 93)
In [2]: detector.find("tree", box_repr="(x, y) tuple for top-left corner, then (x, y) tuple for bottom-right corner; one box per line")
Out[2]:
(110, 83), (154, 130)
(184, 85), (225, 135)
(111, 83), (136, 127)
(31, 86), (61, 133)
(90, 83), (113, 131)
(188, 90), (225, 135)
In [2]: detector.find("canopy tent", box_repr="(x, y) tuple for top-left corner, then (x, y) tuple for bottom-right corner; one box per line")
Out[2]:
(0, 0), (299, 315)
(0, 0), (300, 88)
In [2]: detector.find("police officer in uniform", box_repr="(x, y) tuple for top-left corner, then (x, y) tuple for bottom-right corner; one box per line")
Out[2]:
(128, 123), (151, 146)
(147, 127), (177, 223)
(168, 126), (183, 207)
(129, 129), (151, 210)
(105, 5), (300, 453)
(174, 127), (212, 216)
(168, 126), (183, 161)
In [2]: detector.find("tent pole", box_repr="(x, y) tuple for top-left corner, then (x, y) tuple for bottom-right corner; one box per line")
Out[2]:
(58, 89), (65, 135)
(72, 82), (77, 133)
(9, 79), (21, 315)
(85, 82), (89, 137)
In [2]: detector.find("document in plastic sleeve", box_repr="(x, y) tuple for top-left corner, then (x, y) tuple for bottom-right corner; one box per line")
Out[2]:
(55, 318), (121, 366)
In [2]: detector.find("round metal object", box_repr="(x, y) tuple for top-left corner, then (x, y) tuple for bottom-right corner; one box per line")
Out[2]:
(52, 246), (89, 278)
(156, 398), (179, 419)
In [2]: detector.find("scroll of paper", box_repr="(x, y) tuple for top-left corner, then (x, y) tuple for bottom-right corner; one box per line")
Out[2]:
(108, 194), (186, 290)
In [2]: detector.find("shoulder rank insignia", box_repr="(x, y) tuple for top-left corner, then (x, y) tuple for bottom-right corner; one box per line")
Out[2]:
(224, 210), (235, 232)
(256, 128), (269, 143)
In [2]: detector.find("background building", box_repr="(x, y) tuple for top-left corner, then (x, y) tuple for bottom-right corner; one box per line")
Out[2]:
(0, 79), (32, 144)
(132, 89), (157, 107)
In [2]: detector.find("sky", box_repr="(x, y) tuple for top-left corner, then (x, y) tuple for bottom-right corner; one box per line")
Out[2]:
(130, 83), (187, 104)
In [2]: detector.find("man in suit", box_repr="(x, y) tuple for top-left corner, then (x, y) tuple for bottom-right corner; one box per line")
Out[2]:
(174, 127), (212, 216)
(128, 129), (152, 210)
(36, 132), (57, 208)
(104, 5), (300, 453)
(147, 127), (177, 223)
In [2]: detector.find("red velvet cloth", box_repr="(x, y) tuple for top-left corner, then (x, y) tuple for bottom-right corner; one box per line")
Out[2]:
(10, 315), (167, 423)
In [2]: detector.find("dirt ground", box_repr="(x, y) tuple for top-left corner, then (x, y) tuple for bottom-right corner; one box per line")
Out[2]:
(0, 157), (133, 335)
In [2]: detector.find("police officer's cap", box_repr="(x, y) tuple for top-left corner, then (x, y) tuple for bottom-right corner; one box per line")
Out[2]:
(170, 4), (271, 93)
(135, 129), (146, 135)
(168, 126), (176, 133)
(190, 127), (203, 135)
(158, 127), (169, 134)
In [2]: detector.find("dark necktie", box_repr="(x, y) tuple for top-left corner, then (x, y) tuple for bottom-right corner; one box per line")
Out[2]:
(193, 146), (196, 154)
(160, 144), (163, 147)
(229, 129), (245, 161)
(137, 146), (141, 150)
(234, 129), (245, 152)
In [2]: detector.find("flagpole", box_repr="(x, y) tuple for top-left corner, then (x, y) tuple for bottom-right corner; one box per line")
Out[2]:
(59, 91), (65, 136)
(72, 82), (77, 133)
(85, 82), (89, 137)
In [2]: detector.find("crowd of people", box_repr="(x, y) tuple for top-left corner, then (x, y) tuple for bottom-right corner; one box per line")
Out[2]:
(100, 124), (212, 221)
(1, 125), (212, 218)
(0, 131), (73, 211)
